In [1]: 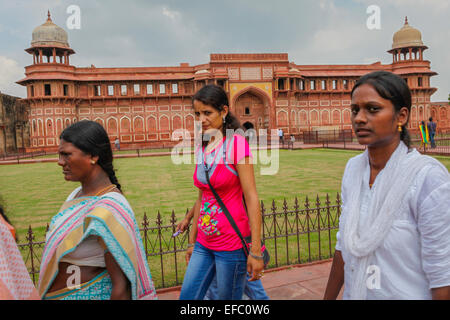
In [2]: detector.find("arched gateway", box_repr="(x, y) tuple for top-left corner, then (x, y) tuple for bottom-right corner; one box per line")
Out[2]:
(231, 87), (271, 133)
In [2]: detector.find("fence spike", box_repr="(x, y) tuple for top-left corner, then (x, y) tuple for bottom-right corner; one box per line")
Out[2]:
(26, 225), (34, 243)
(316, 194), (321, 207)
(142, 212), (149, 228)
(325, 193), (331, 206)
(170, 210), (177, 225)
(271, 199), (277, 213)
(156, 211), (162, 226)
(283, 198), (288, 213)
(260, 200), (265, 215)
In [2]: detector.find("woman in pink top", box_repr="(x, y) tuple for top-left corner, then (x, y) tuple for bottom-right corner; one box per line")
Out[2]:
(179, 85), (264, 300)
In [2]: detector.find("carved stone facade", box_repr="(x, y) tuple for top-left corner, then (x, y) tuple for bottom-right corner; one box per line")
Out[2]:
(17, 14), (449, 151)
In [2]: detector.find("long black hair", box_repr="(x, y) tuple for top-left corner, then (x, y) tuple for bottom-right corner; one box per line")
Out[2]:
(193, 84), (242, 138)
(351, 71), (412, 148)
(60, 120), (121, 191)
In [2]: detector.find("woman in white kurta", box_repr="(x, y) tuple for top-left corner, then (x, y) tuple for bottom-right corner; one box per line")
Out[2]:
(323, 71), (450, 300)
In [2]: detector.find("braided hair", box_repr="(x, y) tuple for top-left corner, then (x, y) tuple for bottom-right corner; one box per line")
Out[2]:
(60, 120), (122, 191)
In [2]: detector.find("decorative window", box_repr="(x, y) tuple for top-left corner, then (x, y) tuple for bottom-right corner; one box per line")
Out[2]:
(121, 85), (127, 96)
(172, 83), (178, 94)
(310, 80), (315, 90)
(44, 84), (51, 96)
(343, 80), (348, 90)
(108, 85), (114, 96)
(147, 84), (153, 95)
(159, 84), (166, 94)
(134, 84), (140, 95)
(94, 85), (101, 96)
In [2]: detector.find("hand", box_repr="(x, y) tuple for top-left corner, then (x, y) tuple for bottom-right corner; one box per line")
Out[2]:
(185, 246), (194, 265)
(247, 254), (264, 282)
(176, 217), (190, 233)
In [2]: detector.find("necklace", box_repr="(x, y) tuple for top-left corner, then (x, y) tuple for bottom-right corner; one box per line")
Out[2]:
(94, 184), (117, 196)
(75, 184), (116, 198)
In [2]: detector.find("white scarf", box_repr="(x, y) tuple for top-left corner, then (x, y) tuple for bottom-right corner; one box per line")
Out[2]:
(342, 141), (439, 299)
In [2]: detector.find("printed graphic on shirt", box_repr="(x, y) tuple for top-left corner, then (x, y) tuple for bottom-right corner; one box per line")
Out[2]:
(198, 201), (222, 236)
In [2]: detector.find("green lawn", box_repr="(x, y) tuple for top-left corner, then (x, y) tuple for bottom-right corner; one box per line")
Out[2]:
(0, 148), (359, 240)
(1, 148), (450, 242)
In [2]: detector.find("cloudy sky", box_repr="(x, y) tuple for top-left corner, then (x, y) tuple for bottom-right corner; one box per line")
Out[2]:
(0, 0), (448, 101)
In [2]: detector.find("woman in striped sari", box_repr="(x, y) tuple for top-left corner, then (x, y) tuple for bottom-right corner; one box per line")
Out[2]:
(419, 120), (430, 148)
(38, 120), (156, 300)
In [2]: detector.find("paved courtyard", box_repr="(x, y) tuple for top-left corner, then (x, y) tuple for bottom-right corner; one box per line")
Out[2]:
(156, 259), (343, 300)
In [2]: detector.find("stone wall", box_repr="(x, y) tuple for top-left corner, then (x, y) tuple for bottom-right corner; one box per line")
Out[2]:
(0, 92), (30, 154)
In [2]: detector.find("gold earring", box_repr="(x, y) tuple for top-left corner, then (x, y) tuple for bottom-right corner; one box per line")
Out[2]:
(91, 160), (96, 165)
(398, 122), (402, 132)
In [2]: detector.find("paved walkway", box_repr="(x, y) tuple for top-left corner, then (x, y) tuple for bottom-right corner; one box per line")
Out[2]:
(156, 259), (343, 300)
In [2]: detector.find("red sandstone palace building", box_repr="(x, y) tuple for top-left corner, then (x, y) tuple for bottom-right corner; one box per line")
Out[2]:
(17, 13), (449, 151)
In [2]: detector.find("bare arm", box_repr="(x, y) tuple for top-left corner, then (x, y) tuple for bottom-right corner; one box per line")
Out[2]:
(177, 206), (195, 233)
(186, 190), (202, 264)
(323, 250), (345, 300)
(431, 286), (450, 300)
(104, 251), (131, 300)
(236, 158), (264, 281)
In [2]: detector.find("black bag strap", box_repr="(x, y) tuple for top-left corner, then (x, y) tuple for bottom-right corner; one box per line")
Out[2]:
(203, 166), (250, 256)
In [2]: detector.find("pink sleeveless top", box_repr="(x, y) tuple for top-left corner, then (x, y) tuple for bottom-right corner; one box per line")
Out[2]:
(194, 134), (252, 251)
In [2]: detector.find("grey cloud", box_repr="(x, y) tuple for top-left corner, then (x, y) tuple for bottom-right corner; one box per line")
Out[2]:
(0, 0), (448, 100)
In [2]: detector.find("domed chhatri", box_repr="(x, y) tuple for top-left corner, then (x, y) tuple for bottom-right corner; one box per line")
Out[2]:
(388, 17), (428, 63)
(392, 16), (425, 50)
(25, 11), (74, 65)
(31, 10), (70, 48)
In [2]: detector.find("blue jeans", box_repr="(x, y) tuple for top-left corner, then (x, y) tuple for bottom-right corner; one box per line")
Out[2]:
(179, 242), (248, 300)
(204, 273), (270, 300)
(430, 132), (436, 148)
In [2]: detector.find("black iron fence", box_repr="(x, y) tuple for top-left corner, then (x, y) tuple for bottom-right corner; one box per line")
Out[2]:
(410, 137), (450, 155)
(301, 129), (353, 145)
(0, 150), (48, 162)
(5, 130), (450, 162)
(17, 194), (341, 289)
